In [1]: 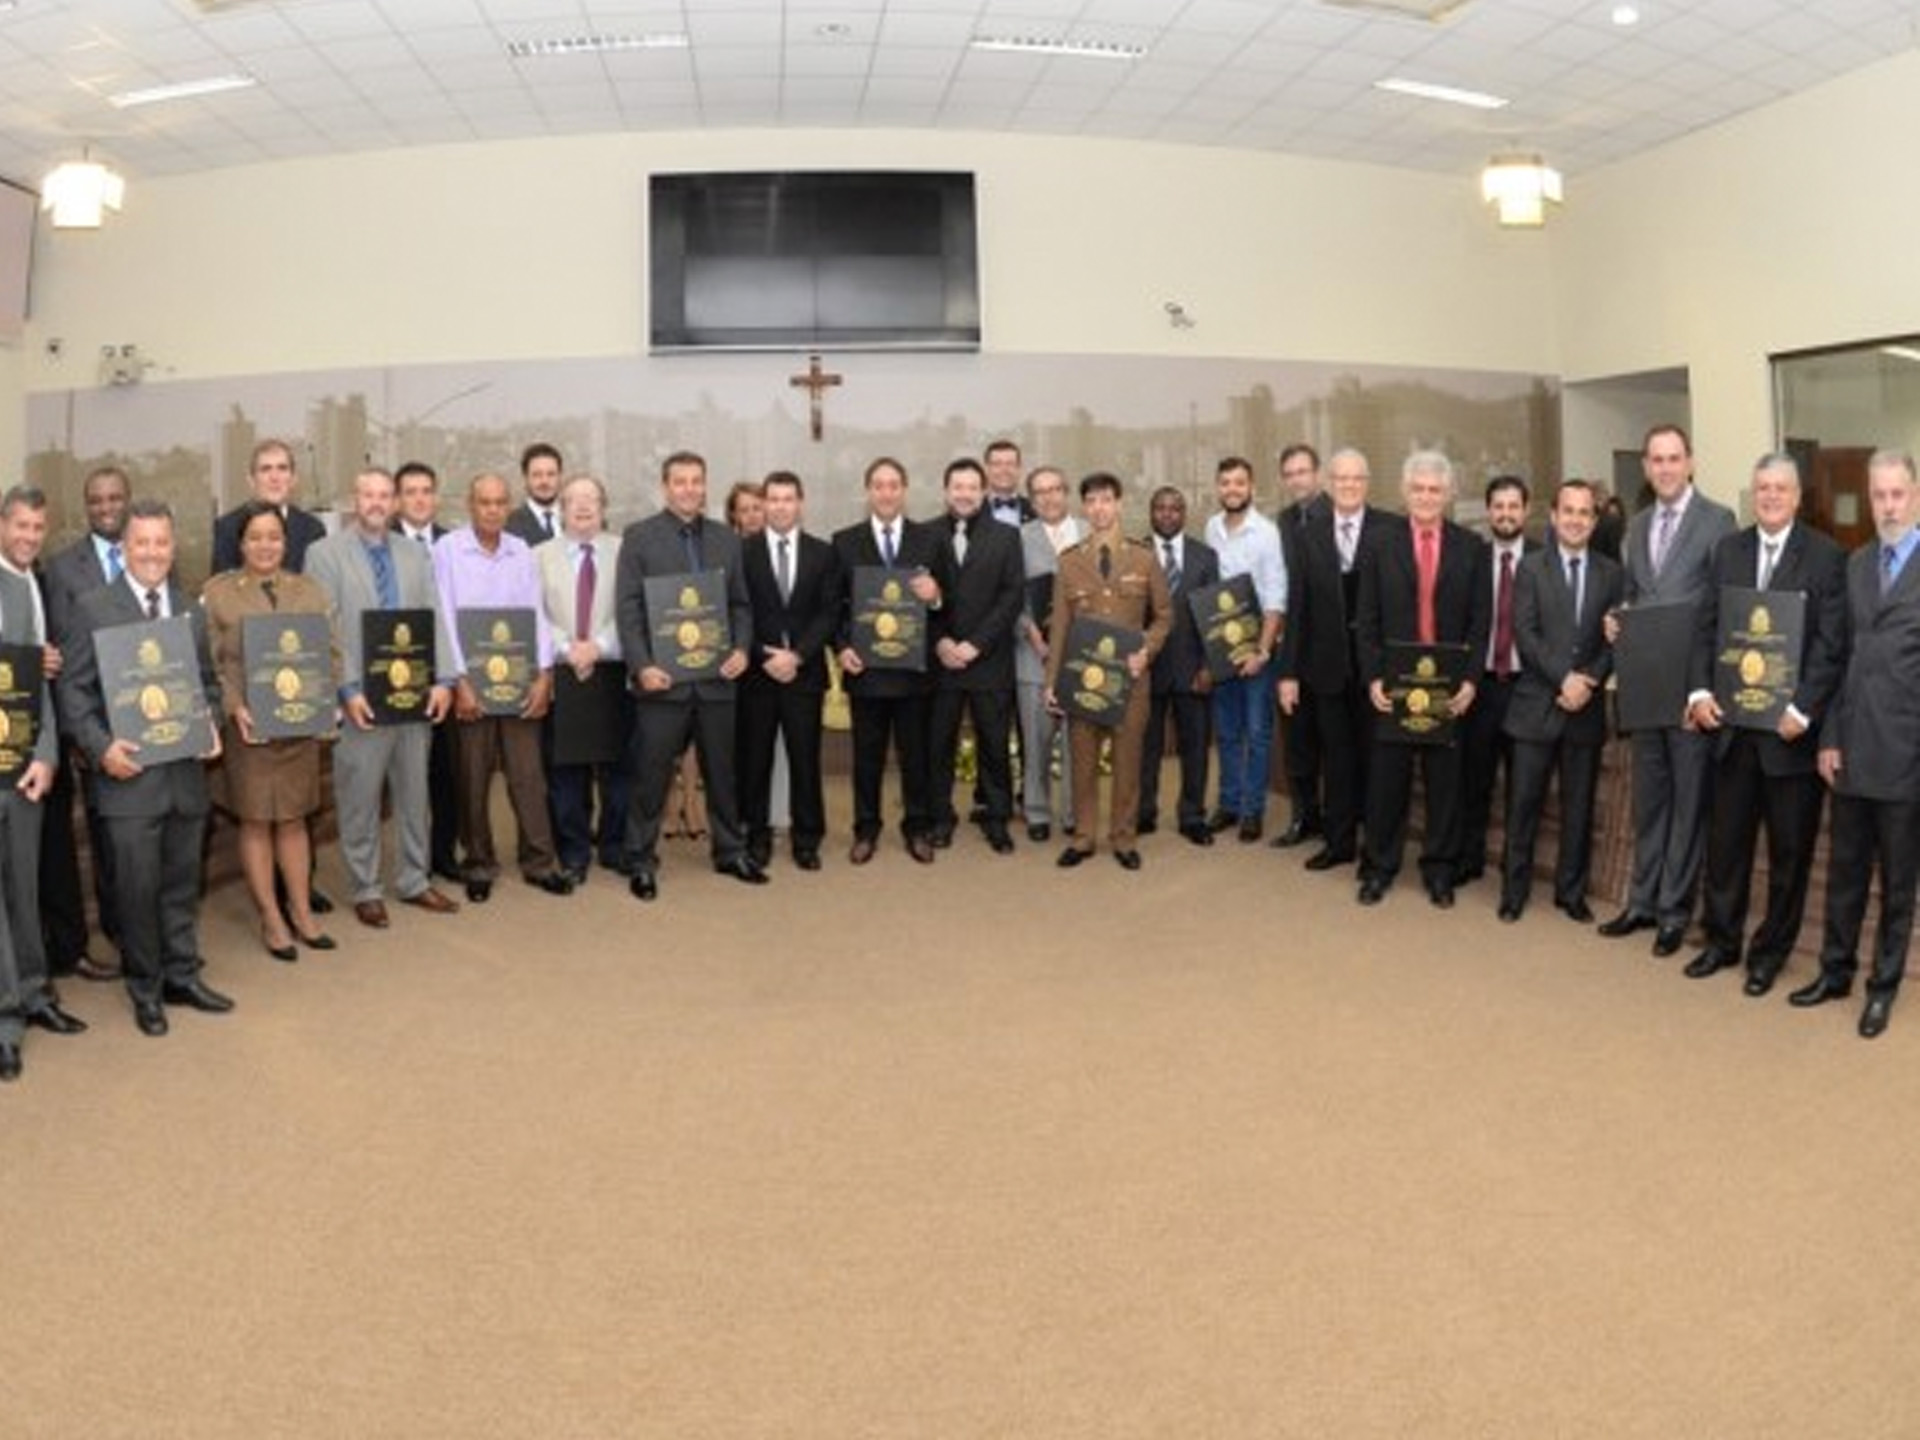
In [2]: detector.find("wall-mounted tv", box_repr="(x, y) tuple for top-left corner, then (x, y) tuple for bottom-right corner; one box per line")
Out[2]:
(649, 171), (980, 352)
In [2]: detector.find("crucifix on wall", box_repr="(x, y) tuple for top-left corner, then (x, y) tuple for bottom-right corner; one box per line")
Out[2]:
(789, 353), (843, 442)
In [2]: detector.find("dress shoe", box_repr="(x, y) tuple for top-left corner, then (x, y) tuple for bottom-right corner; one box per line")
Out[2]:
(747, 837), (774, 869)
(1556, 898), (1595, 924)
(432, 863), (465, 884)
(1683, 948), (1738, 980)
(163, 978), (235, 1014)
(968, 802), (990, 824)
(849, 836), (877, 865)
(1205, 809), (1236, 834)
(1743, 971), (1777, 999)
(354, 900), (392, 928)
(1270, 816), (1320, 849)
(1057, 846), (1092, 869)
(984, 826), (1016, 855)
(1182, 823), (1215, 847)
(1788, 973), (1852, 1008)
(134, 1001), (169, 1037)
(1237, 816), (1264, 844)
(1357, 878), (1386, 906)
(1136, 816), (1159, 836)
(27, 1003), (88, 1036)
(1652, 925), (1686, 958)
(599, 853), (631, 876)
(1497, 899), (1523, 923)
(1304, 847), (1354, 872)
(1026, 822), (1052, 844)
(927, 823), (955, 850)
(465, 880), (493, 904)
(0, 1043), (20, 1081)
(1114, 849), (1142, 871)
(297, 931), (338, 952)
(906, 835), (936, 865)
(630, 870), (659, 902)
(1426, 881), (1455, 910)
(717, 855), (770, 885)
(75, 954), (121, 983)
(309, 888), (335, 916)
(561, 865), (589, 888)
(527, 872), (575, 897)
(793, 848), (822, 871)
(262, 931), (298, 963)
(1597, 910), (1656, 938)
(1860, 994), (1895, 1039)
(399, 888), (458, 915)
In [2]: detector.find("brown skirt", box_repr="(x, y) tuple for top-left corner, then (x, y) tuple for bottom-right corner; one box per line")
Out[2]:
(211, 722), (324, 822)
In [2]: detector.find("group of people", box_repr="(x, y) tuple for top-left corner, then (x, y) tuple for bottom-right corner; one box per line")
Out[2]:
(3, 423), (1917, 1084)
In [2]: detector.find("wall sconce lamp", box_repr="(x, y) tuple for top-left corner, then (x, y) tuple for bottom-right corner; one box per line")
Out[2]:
(1481, 154), (1562, 227)
(41, 150), (126, 229)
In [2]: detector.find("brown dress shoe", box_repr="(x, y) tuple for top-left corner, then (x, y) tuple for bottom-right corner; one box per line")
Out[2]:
(849, 836), (877, 865)
(401, 888), (459, 913)
(353, 900), (391, 929)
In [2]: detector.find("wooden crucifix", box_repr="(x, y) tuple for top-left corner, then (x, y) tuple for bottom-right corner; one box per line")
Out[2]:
(789, 353), (843, 442)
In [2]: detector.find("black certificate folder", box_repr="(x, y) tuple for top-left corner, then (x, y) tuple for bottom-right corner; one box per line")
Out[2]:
(849, 566), (927, 672)
(1614, 602), (1694, 733)
(1381, 641), (1470, 745)
(458, 607), (537, 715)
(1713, 587), (1805, 732)
(1188, 573), (1261, 681)
(0, 643), (43, 781)
(242, 613), (334, 739)
(363, 608), (435, 725)
(1059, 617), (1143, 728)
(94, 616), (214, 766)
(644, 571), (730, 683)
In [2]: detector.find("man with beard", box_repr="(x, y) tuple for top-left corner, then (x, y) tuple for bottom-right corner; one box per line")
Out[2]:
(1202, 457), (1287, 843)
(1273, 444), (1326, 849)
(1458, 475), (1538, 885)
(506, 442), (565, 547)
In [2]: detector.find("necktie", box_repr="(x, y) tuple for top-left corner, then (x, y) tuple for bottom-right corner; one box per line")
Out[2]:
(541, 508), (555, 538)
(144, 587), (161, 619)
(1567, 556), (1583, 626)
(880, 524), (896, 568)
(953, 517), (969, 566)
(1162, 539), (1182, 592)
(1415, 527), (1439, 645)
(1759, 539), (1778, 590)
(776, 536), (792, 603)
(261, 578), (279, 610)
(680, 523), (702, 572)
(576, 542), (596, 641)
(1338, 518), (1356, 574)
(1883, 545), (1899, 596)
(368, 542), (398, 609)
(1493, 548), (1515, 678)
(1099, 545), (1112, 581)
(106, 543), (124, 584)
(415, 529), (431, 549)
(1652, 506), (1678, 575)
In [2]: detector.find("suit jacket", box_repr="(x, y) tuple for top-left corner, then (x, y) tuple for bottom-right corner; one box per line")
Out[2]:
(1688, 524), (1848, 776)
(1281, 504), (1390, 691)
(832, 516), (944, 700)
(1148, 532), (1219, 695)
(1354, 516), (1492, 690)
(505, 501), (559, 549)
(307, 527), (458, 695)
(614, 512), (752, 705)
(42, 534), (116, 652)
(932, 513), (1025, 693)
(743, 528), (841, 692)
(1820, 539), (1920, 801)
(56, 576), (218, 818)
(213, 503), (327, 575)
(538, 531), (625, 664)
(1505, 547), (1622, 746)
(0, 566), (57, 768)
(1016, 516), (1084, 686)
(1622, 488), (1737, 609)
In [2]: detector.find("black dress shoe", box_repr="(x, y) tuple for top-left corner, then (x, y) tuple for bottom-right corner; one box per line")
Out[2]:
(561, 865), (589, 888)
(465, 880), (493, 904)
(1205, 809), (1236, 834)
(1027, 822), (1052, 844)
(1237, 816), (1264, 844)
(1305, 846), (1353, 872)
(747, 837), (774, 869)
(906, 835), (936, 865)
(528, 872), (575, 897)
(1357, 879), (1386, 906)
(1743, 971), (1777, 998)
(0, 1043), (20, 1081)
(1113, 849), (1142, 871)
(793, 849), (822, 871)
(1270, 816), (1319, 849)
(984, 826), (1016, 855)
(1181, 824), (1215, 847)
(927, 824), (955, 850)
(1135, 817), (1159, 836)
(1652, 925), (1686, 958)
(717, 856), (770, 885)
(309, 888), (335, 916)
(1057, 847), (1092, 869)
(162, 978), (235, 1014)
(629, 871), (658, 902)
(1497, 900), (1523, 923)
(27, 1003), (89, 1036)
(1789, 973), (1851, 1008)
(1860, 994), (1895, 1039)
(1683, 948), (1738, 979)
(1597, 910), (1656, 938)
(1556, 898), (1595, 924)
(296, 931), (338, 952)
(134, 1001), (169, 1038)
(1426, 881), (1456, 910)
(1454, 863), (1486, 886)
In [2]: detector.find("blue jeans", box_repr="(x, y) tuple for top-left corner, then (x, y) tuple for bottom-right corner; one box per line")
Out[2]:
(1212, 670), (1275, 820)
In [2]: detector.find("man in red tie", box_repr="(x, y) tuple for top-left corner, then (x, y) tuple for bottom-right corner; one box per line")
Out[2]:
(1354, 452), (1492, 907)
(1458, 476), (1538, 886)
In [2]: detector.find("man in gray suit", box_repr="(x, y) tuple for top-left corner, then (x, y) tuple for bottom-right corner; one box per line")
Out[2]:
(614, 449), (765, 901)
(1015, 465), (1082, 843)
(307, 467), (462, 930)
(1598, 424), (1736, 956)
(57, 500), (233, 1038)
(1798, 449), (1920, 1039)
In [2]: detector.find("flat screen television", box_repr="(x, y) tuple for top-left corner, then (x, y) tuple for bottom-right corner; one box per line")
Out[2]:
(649, 171), (980, 352)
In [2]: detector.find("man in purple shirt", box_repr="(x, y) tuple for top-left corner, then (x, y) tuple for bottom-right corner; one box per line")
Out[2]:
(433, 473), (571, 904)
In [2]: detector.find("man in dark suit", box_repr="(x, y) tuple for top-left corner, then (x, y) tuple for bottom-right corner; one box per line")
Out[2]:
(1599, 424), (1738, 956)
(1798, 450), (1920, 1039)
(927, 457), (1025, 854)
(614, 450), (765, 900)
(1273, 444), (1325, 848)
(738, 470), (840, 871)
(1138, 486), (1217, 846)
(505, 441), (564, 548)
(57, 499), (235, 1037)
(212, 438), (327, 575)
(1682, 453), (1847, 996)
(1498, 480), (1622, 923)
(1458, 474), (1539, 886)
(392, 460), (462, 881)
(833, 456), (946, 866)
(1355, 450), (1491, 908)
(982, 438), (1035, 528)
(38, 464), (129, 982)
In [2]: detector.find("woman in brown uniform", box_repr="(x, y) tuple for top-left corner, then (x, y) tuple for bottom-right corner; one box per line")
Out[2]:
(202, 502), (339, 960)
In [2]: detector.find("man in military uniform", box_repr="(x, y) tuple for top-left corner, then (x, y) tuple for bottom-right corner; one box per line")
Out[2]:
(1044, 472), (1172, 871)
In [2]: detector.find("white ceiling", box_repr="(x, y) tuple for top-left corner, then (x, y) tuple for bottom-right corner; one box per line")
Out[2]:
(1, 0), (1917, 192)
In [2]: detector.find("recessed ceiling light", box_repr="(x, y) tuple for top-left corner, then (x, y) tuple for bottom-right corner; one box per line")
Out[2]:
(1611, 4), (1641, 26)
(506, 34), (688, 58)
(108, 74), (257, 108)
(970, 35), (1146, 60)
(1374, 76), (1509, 109)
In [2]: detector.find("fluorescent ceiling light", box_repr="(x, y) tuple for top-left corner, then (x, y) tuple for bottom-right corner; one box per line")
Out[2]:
(506, 34), (688, 58)
(1374, 76), (1509, 109)
(109, 74), (256, 108)
(1611, 4), (1641, 25)
(1880, 345), (1920, 363)
(970, 35), (1146, 60)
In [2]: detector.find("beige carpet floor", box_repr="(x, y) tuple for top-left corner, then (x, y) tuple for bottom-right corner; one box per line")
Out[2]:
(7, 782), (1919, 1439)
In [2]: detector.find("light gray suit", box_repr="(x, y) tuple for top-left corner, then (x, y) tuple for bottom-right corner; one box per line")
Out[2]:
(306, 528), (456, 904)
(0, 567), (60, 1041)
(1619, 486), (1737, 927)
(1016, 516), (1081, 829)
